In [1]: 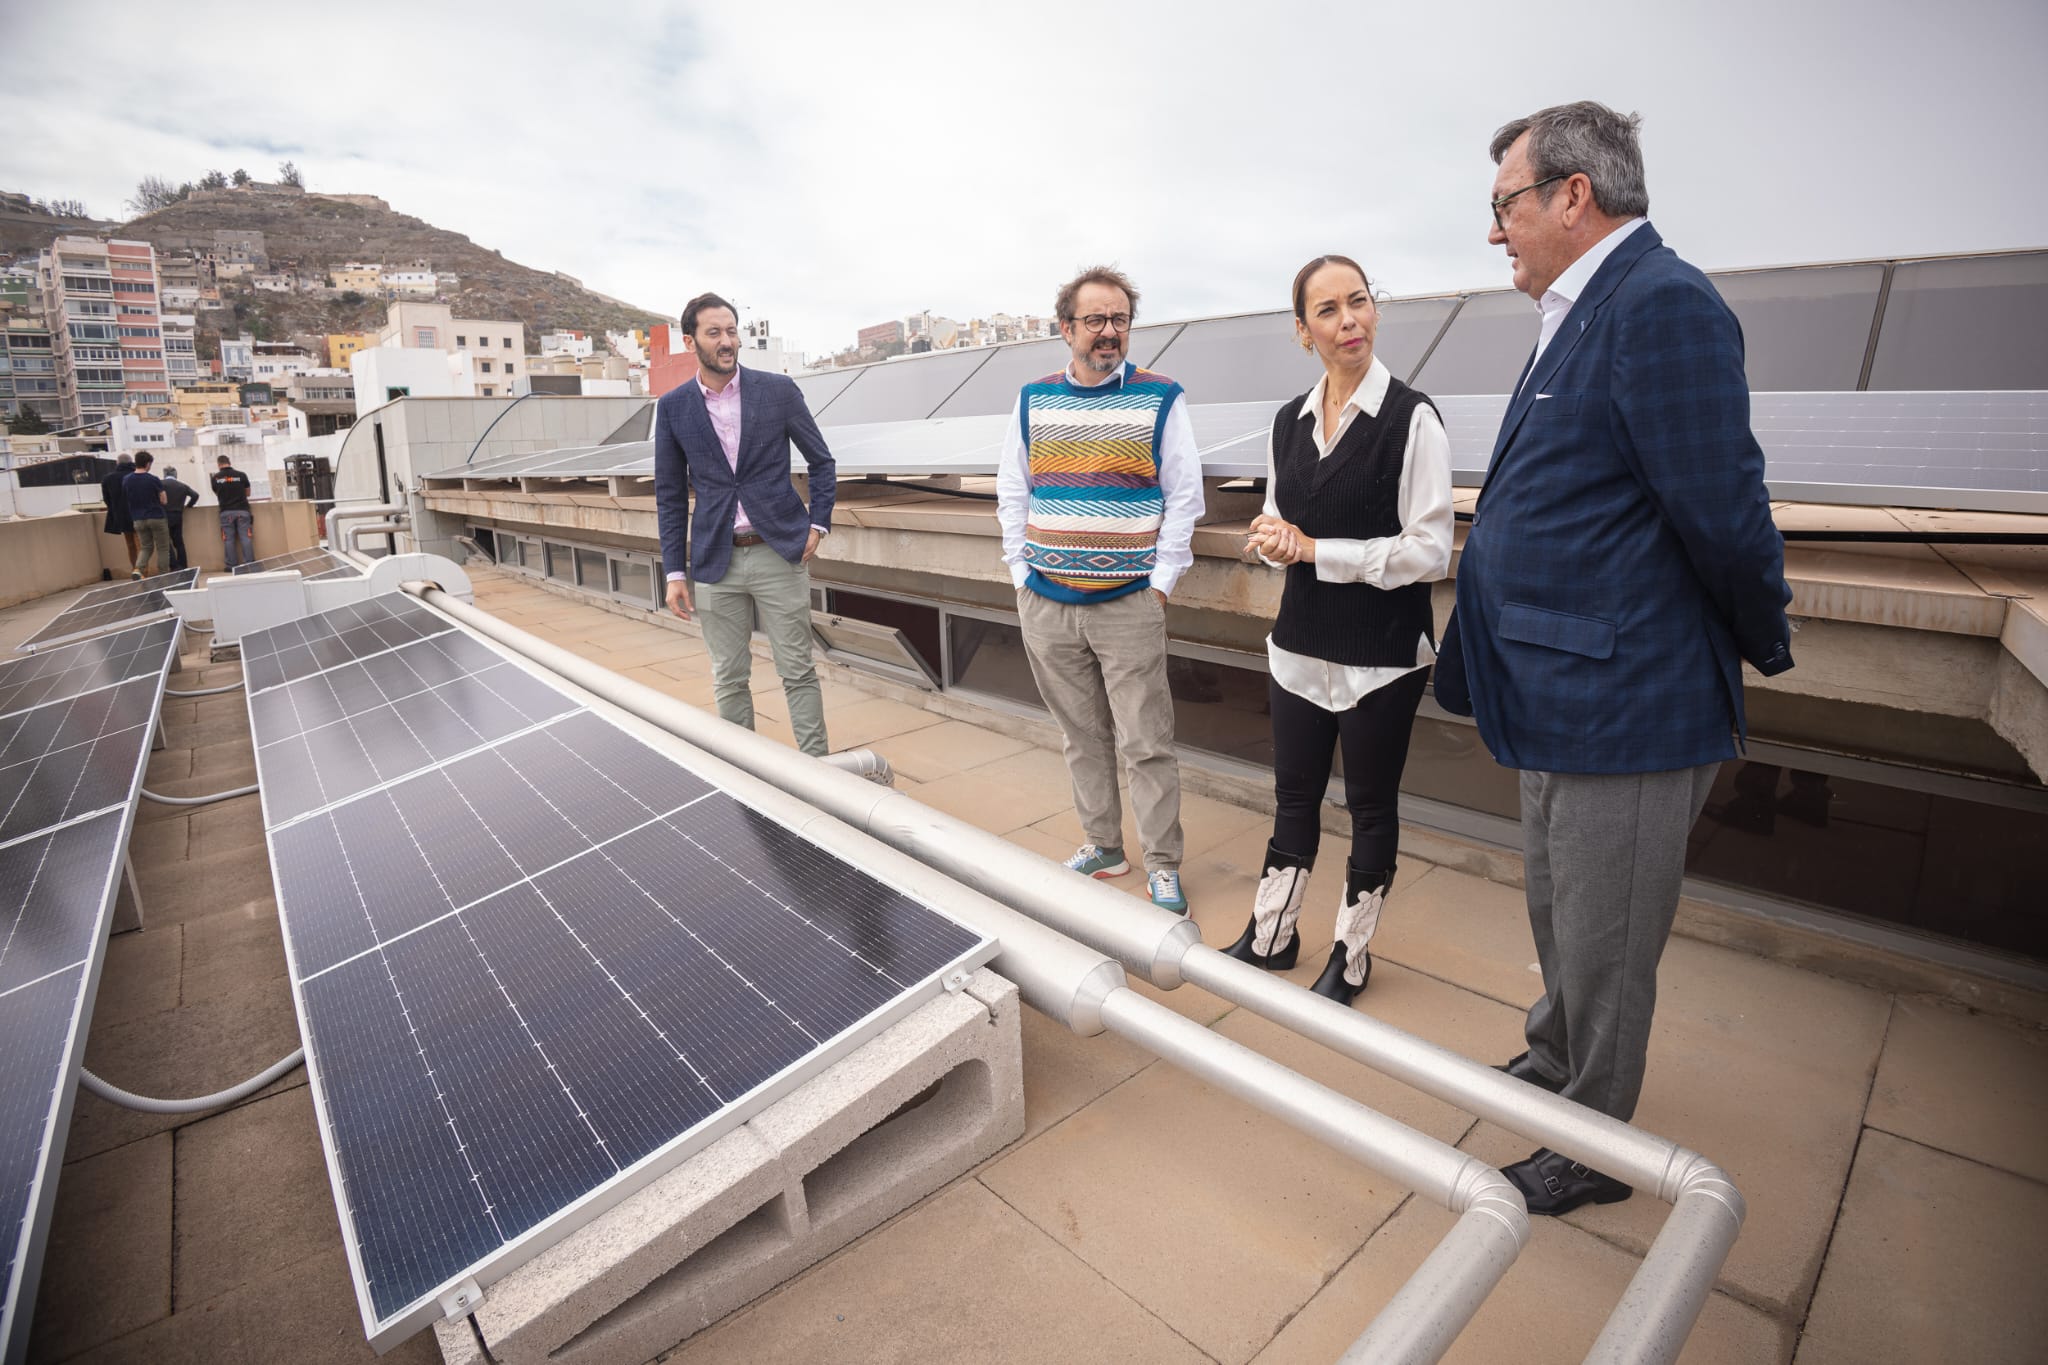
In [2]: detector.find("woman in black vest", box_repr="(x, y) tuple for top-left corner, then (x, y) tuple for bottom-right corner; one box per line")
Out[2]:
(1221, 255), (1454, 1005)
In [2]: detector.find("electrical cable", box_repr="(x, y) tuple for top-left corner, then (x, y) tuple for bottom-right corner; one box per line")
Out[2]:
(79, 1050), (305, 1115)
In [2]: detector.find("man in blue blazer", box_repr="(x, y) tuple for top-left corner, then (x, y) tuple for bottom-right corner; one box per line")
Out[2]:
(1438, 102), (1794, 1214)
(655, 292), (837, 756)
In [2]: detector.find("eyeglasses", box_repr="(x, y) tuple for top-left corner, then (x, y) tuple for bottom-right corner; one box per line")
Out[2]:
(1491, 173), (1572, 231)
(1072, 313), (1133, 334)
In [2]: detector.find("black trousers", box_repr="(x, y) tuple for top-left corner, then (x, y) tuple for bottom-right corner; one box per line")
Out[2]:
(1269, 667), (1430, 871)
(166, 516), (188, 571)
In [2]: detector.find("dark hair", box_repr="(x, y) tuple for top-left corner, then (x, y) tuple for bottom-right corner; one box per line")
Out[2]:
(680, 292), (737, 339)
(216, 453), (232, 464)
(133, 451), (154, 468)
(1290, 255), (1372, 322)
(1054, 265), (1140, 323)
(1489, 101), (1648, 218)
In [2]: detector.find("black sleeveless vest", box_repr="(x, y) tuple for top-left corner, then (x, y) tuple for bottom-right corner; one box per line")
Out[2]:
(1269, 377), (1438, 668)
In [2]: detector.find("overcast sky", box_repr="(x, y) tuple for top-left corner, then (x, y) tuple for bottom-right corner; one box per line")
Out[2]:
(4, 0), (2043, 356)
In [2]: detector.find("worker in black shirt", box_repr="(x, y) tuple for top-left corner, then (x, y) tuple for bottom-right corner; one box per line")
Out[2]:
(162, 464), (201, 571)
(211, 454), (254, 569)
(100, 456), (139, 578)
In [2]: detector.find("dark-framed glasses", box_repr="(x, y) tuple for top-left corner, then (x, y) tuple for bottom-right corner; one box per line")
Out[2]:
(1491, 173), (1572, 230)
(1075, 313), (1133, 334)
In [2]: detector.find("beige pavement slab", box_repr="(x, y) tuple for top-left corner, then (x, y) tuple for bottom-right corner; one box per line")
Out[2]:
(1794, 1130), (2048, 1365)
(1365, 865), (1546, 1010)
(1253, 1196), (1788, 1365)
(660, 1180), (1210, 1365)
(914, 768), (1076, 835)
(91, 924), (183, 1030)
(178, 901), (290, 1008)
(981, 1008), (1449, 1365)
(186, 794), (265, 860)
(126, 809), (190, 865)
(129, 844), (279, 928)
(866, 718), (1033, 782)
(1865, 997), (2048, 1183)
(173, 1088), (341, 1309)
(27, 1133), (173, 1363)
(1008, 1007), (1159, 1141)
(816, 695), (948, 749)
(1460, 935), (1889, 1314)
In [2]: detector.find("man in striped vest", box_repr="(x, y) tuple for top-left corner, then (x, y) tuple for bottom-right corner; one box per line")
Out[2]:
(996, 265), (1204, 913)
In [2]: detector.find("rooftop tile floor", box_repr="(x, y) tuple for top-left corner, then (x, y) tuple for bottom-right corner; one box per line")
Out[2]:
(8, 568), (2042, 1365)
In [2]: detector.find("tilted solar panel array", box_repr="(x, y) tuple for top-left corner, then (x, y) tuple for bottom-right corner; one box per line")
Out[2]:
(241, 592), (994, 1347)
(0, 619), (180, 1363)
(232, 547), (362, 582)
(15, 569), (198, 654)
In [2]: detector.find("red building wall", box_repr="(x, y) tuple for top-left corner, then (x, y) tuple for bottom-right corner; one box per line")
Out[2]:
(647, 324), (700, 398)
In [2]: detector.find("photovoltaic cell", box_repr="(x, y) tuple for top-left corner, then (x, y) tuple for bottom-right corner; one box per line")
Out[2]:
(15, 569), (197, 654)
(240, 595), (455, 694)
(248, 595), (993, 1348)
(233, 547), (362, 581)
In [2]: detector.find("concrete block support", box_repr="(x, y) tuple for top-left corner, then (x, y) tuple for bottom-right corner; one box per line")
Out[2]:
(432, 968), (1023, 1365)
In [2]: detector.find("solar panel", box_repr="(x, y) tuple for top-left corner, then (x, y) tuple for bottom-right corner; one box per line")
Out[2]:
(15, 569), (198, 654)
(238, 595), (456, 694)
(0, 619), (178, 1365)
(246, 593), (995, 1348)
(0, 620), (180, 721)
(1446, 390), (2048, 511)
(232, 547), (362, 581)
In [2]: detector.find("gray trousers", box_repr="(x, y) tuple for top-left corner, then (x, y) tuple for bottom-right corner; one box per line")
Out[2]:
(1017, 586), (1183, 869)
(1519, 763), (1718, 1122)
(134, 519), (172, 575)
(695, 542), (828, 757)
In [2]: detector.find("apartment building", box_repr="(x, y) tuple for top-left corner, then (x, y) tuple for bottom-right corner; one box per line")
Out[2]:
(0, 319), (61, 423)
(161, 313), (200, 387)
(38, 236), (168, 428)
(330, 263), (383, 294)
(376, 300), (526, 397)
(327, 331), (376, 369)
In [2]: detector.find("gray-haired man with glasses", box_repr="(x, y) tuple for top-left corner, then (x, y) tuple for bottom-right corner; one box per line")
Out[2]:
(995, 264), (1204, 913)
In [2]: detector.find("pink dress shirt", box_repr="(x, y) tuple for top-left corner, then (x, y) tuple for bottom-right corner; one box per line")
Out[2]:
(699, 367), (750, 535)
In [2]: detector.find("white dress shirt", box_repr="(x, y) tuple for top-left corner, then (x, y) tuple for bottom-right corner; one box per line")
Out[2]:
(1523, 216), (1648, 388)
(1260, 354), (1454, 711)
(996, 357), (1204, 597)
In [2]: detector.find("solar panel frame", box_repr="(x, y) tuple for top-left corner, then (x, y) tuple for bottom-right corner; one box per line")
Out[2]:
(246, 593), (996, 1349)
(231, 547), (363, 581)
(14, 569), (198, 655)
(0, 620), (181, 722)
(0, 621), (177, 1365)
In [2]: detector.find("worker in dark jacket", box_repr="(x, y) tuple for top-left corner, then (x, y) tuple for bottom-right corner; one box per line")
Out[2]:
(100, 457), (138, 578)
(161, 465), (201, 571)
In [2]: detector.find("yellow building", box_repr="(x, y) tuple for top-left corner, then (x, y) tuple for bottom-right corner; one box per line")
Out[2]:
(329, 264), (383, 294)
(171, 382), (245, 429)
(327, 332), (376, 369)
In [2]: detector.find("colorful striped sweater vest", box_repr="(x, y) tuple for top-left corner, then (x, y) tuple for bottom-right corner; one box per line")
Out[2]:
(1019, 362), (1183, 603)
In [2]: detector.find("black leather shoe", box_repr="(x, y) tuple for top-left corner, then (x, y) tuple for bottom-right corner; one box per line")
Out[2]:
(1494, 1052), (1567, 1094)
(1503, 1147), (1632, 1216)
(1221, 916), (1299, 971)
(1309, 942), (1368, 1005)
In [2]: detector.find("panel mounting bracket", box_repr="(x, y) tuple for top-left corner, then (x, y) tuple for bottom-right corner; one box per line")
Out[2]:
(438, 1279), (485, 1320)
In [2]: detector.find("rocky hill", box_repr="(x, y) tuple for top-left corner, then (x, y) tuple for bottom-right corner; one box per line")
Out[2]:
(1, 185), (672, 352)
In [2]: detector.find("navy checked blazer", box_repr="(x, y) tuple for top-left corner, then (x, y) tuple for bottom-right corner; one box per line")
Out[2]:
(654, 369), (837, 584)
(1436, 224), (1793, 774)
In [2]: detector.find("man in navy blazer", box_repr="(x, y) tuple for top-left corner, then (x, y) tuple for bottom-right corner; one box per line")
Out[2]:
(655, 292), (837, 756)
(1438, 102), (1793, 1215)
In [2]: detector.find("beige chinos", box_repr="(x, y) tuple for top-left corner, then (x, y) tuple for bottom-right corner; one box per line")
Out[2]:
(695, 541), (828, 757)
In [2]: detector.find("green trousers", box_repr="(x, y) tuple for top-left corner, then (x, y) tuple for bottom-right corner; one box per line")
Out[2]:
(694, 541), (828, 757)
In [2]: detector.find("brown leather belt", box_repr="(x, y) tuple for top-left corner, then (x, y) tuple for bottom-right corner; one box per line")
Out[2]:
(732, 532), (765, 547)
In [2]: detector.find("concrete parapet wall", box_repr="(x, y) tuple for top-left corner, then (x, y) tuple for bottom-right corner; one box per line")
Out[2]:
(432, 968), (1023, 1365)
(0, 509), (104, 608)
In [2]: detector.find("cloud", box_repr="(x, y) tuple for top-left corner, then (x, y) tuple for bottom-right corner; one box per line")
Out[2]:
(3, 0), (2043, 359)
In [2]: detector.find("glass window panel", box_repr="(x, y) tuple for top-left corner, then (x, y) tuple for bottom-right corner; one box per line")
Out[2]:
(945, 614), (1043, 709)
(810, 348), (1000, 426)
(1408, 291), (1537, 393)
(574, 548), (607, 586)
(546, 543), (575, 582)
(612, 558), (654, 604)
(1866, 253), (2048, 391)
(1707, 264), (1883, 392)
(823, 590), (941, 676)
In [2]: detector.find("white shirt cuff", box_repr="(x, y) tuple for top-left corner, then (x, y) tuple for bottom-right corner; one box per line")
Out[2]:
(1009, 561), (1030, 589)
(665, 570), (686, 582)
(1149, 567), (1181, 597)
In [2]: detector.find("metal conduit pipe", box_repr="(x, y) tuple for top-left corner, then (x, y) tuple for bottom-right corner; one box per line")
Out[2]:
(165, 680), (244, 697)
(141, 783), (260, 807)
(413, 582), (1529, 1362)
(413, 581), (1739, 1359)
(344, 518), (408, 558)
(325, 500), (407, 562)
(819, 748), (893, 784)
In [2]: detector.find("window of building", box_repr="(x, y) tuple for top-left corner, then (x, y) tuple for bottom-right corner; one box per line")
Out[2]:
(414, 327), (436, 347)
(502, 337), (512, 349)
(480, 386), (494, 397)
(479, 360), (492, 373)
(456, 335), (466, 347)
(504, 361), (515, 373)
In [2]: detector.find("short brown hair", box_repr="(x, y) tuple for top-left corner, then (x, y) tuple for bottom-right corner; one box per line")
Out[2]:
(680, 292), (737, 339)
(1290, 255), (1372, 322)
(1054, 265), (1140, 323)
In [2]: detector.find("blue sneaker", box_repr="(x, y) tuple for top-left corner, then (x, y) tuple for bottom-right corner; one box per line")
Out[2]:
(1148, 869), (1187, 914)
(1064, 844), (1129, 879)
